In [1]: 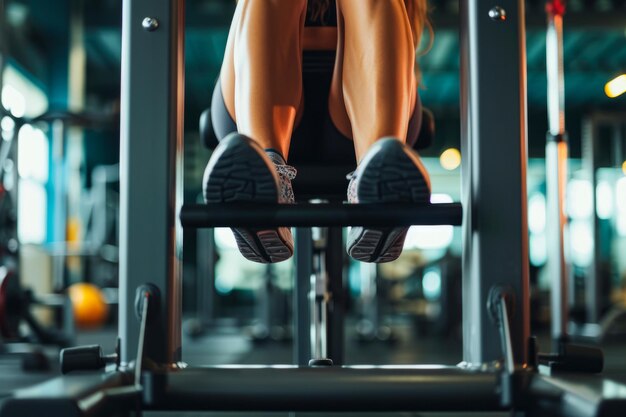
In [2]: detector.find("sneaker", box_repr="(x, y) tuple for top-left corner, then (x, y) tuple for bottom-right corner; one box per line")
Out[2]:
(346, 137), (431, 263)
(202, 133), (296, 263)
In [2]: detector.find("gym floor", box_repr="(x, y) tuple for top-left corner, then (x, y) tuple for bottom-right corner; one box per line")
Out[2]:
(3, 319), (626, 416)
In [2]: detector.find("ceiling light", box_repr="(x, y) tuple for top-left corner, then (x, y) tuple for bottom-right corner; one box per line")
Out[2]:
(605, 74), (626, 98)
(439, 148), (461, 171)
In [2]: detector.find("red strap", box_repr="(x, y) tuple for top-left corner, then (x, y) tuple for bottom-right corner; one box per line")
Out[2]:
(546, 0), (566, 16)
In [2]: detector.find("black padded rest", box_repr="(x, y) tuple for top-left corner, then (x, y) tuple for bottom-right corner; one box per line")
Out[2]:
(181, 202), (463, 228)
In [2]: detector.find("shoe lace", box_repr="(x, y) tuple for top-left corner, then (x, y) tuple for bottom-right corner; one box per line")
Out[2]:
(346, 171), (358, 203)
(275, 164), (297, 180)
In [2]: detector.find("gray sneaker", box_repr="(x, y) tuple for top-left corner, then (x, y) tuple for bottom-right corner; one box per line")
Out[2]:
(346, 137), (431, 263)
(203, 133), (296, 263)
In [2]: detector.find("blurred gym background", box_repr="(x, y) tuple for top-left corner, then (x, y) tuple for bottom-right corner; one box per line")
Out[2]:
(1, 0), (625, 391)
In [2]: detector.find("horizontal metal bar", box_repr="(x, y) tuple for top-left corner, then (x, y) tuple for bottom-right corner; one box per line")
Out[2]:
(87, 10), (626, 31)
(180, 202), (463, 228)
(142, 365), (504, 412)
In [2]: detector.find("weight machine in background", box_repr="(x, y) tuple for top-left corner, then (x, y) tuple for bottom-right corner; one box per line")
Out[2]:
(569, 112), (626, 341)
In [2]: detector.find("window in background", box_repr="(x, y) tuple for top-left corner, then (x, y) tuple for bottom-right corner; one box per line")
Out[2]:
(404, 193), (454, 253)
(616, 177), (626, 237)
(1, 64), (49, 244)
(528, 192), (547, 267)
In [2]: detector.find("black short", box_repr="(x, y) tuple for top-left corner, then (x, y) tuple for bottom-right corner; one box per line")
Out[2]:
(210, 79), (422, 165)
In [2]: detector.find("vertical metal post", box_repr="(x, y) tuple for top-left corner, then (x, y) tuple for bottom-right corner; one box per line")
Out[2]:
(51, 120), (67, 290)
(311, 246), (328, 360)
(545, 0), (569, 346)
(294, 228), (312, 365)
(255, 265), (273, 337)
(66, 1), (86, 259)
(359, 262), (379, 335)
(460, 0), (530, 365)
(581, 116), (600, 325)
(119, 0), (185, 365)
(326, 227), (345, 366)
(196, 228), (215, 326)
(581, 114), (626, 331)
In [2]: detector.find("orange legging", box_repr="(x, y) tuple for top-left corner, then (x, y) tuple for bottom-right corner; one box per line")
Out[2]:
(219, 0), (418, 163)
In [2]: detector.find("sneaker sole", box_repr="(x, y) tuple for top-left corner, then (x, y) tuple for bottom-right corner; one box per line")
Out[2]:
(348, 139), (430, 263)
(203, 134), (293, 263)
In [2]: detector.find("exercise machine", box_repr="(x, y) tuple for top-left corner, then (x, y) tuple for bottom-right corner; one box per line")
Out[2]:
(188, 203), (293, 343)
(569, 112), (626, 341)
(0, 47), (117, 352)
(1, 0), (625, 416)
(544, 0), (570, 350)
(192, 53), (435, 344)
(543, 1), (626, 344)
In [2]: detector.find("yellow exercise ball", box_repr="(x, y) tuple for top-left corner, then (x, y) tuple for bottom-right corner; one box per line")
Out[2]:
(68, 283), (109, 329)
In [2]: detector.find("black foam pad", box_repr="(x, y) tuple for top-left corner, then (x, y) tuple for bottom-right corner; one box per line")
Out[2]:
(199, 104), (436, 152)
(414, 108), (435, 151)
(199, 108), (219, 150)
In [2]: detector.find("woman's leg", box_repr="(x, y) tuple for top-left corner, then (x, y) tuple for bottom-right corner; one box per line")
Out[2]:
(330, 0), (417, 163)
(220, 0), (307, 159)
(202, 0), (306, 264)
(331, 0), (430, 263)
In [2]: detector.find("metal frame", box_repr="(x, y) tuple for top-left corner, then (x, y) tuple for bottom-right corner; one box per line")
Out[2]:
(459, 0), (530, 365)
(573, 112), (626, 339)
(545, 0), (569, 347)
(118, 0), (529, 398)
(119, 0), (185, 364)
